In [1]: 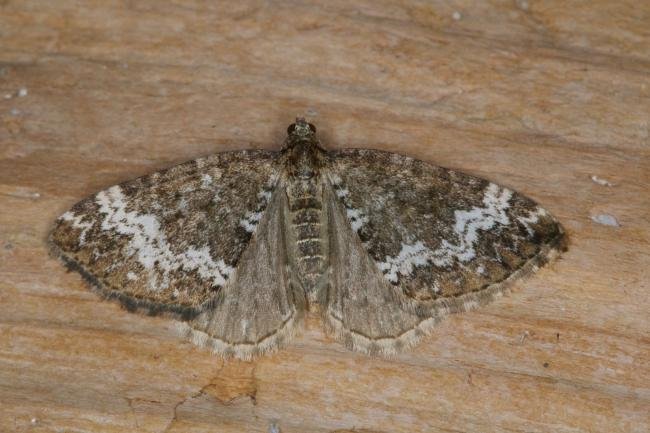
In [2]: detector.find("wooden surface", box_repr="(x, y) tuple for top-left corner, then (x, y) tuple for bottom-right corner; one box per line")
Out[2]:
(1, 1), (649, 432)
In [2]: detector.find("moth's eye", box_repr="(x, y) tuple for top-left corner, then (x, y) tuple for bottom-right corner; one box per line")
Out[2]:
(287, 123), (296, 134)
(307, 123), (316, 133)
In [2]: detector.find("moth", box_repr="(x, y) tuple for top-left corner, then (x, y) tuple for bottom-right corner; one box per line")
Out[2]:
(50, 119), (565, 359)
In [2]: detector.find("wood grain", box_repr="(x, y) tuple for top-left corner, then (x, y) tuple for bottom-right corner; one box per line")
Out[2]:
(1, 1), (648, 432)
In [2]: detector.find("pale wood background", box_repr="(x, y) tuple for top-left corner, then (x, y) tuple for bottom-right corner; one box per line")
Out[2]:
(1, 1), (649, 432)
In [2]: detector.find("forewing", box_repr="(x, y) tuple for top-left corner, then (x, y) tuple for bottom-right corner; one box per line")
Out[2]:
(49, 150), (280, 318)
(179, 187), (304, 359)
(326, 149), (564, 306)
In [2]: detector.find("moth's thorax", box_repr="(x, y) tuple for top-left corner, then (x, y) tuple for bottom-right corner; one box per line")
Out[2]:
(282, 134), (326, 180)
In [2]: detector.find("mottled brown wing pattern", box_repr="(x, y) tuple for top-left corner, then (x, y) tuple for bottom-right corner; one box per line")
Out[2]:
(49, 150), (280, 319)
(326, 149), (564, 306)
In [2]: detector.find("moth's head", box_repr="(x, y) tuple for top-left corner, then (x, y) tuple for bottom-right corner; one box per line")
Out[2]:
(287, 117), (316, 139)
(282, 117), (322, 152)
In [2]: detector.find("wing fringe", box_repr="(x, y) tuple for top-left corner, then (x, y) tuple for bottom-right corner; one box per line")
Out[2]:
(176, 311), (301, 361)
(48, 237), (202, 321)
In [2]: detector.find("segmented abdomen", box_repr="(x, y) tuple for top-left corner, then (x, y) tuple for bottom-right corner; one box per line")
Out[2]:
(287, 178), (326, 301)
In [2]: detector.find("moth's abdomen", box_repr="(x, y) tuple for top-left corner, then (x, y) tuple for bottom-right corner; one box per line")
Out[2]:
(287, 178), (327, 304)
